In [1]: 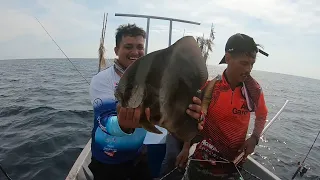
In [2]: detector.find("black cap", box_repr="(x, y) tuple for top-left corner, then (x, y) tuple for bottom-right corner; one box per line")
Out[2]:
(219, 33), (269, 64)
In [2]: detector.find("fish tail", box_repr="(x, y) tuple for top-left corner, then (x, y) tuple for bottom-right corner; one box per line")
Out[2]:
(140, 118), (163, 134)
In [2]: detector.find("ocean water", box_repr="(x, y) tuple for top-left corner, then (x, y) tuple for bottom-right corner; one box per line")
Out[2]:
(0, 58), (319, 180)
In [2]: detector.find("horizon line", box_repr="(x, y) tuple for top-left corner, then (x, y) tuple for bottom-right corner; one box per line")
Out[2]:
(1, 57), (319, 81)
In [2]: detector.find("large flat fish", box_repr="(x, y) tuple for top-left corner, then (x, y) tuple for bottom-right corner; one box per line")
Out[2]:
(114, 36), (209, 142)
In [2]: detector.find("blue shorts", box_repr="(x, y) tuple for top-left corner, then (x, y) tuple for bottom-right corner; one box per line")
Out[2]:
(146, 144), (166, 178)
(159, 133), (184, 179)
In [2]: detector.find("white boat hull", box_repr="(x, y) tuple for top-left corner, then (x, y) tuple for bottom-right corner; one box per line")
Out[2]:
(66, 139), (281, 180)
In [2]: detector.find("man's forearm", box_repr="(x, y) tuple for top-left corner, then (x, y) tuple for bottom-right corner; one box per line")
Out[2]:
(252, 116), (267, 144)
(182, 141), (191, 150)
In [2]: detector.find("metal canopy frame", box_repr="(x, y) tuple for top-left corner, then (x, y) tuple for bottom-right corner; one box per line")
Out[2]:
(115, 13), (201, 54)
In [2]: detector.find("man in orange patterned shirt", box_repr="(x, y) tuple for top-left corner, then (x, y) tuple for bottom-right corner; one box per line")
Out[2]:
(183, 33), (269, 179)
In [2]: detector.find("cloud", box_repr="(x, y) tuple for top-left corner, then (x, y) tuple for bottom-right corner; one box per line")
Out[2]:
(0, 0), (105, 59)
(0, 0), (320, 80)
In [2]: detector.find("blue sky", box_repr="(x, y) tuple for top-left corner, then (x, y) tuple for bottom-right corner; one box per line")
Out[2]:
(1, 0), (320, 80)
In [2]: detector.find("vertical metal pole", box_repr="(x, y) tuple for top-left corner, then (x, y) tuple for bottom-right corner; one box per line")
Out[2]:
(145, 18), (150, 54)
(115, 13), (200, 49)
(168, 20), (172, 46)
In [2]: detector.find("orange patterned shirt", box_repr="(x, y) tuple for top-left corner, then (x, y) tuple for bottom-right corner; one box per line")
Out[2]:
(197, 71), (268, 160)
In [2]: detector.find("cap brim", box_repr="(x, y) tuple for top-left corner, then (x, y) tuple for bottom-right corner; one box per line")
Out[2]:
(258, 49), (269, 57)
(219, 48), (269, 65)
(219, 55), (226, 64)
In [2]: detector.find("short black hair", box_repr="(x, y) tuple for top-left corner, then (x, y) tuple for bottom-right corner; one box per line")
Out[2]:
(115, 24), (146, 47)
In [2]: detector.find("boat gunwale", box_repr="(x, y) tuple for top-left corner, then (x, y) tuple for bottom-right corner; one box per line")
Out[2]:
(65, 139), (92, 180)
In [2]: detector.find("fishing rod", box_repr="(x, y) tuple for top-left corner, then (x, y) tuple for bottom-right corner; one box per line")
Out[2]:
(0, 108), (12, 180)
(160, 100), (291, 180)
(34, 17), (90, 85)
(0, 16), (96, 180)
(291, 129), (320, 179)
(0, 163), (13, 180)
(261, 100), (290, 135)
(233, 100), (290, 165)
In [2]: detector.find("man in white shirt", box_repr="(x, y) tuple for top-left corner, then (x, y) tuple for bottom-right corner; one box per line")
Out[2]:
(89, 23), (204, 180)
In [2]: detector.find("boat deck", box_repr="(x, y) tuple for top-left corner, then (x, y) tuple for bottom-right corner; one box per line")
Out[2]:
(66, 139), (281, 180)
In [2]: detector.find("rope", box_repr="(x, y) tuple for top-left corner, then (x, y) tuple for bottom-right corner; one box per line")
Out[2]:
(158, 156), (262, 180)
(159, 167), (179, 180)
(0, 164), (13, 180)
(34, 17), (90, 85)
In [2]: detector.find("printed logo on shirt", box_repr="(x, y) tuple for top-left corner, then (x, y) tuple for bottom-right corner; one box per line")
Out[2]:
(194, 139), (222, 161)
(232, 102), (249, 115)
(241, 102), (248, 110)
(200, 139), (219, 152)
(103, 149), (117, 157)
(104, 151), (116, 157)
(93, 98), (103, 108)
(196, 139), (220, 158)
(105, 137), (116, 143)
(103, 147), (117, 157)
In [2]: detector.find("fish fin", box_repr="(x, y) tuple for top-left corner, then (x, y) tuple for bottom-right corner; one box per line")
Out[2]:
(127, 85), (145, 108)
(140, 118), (163, 134)
(201, 75), (220, 115)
